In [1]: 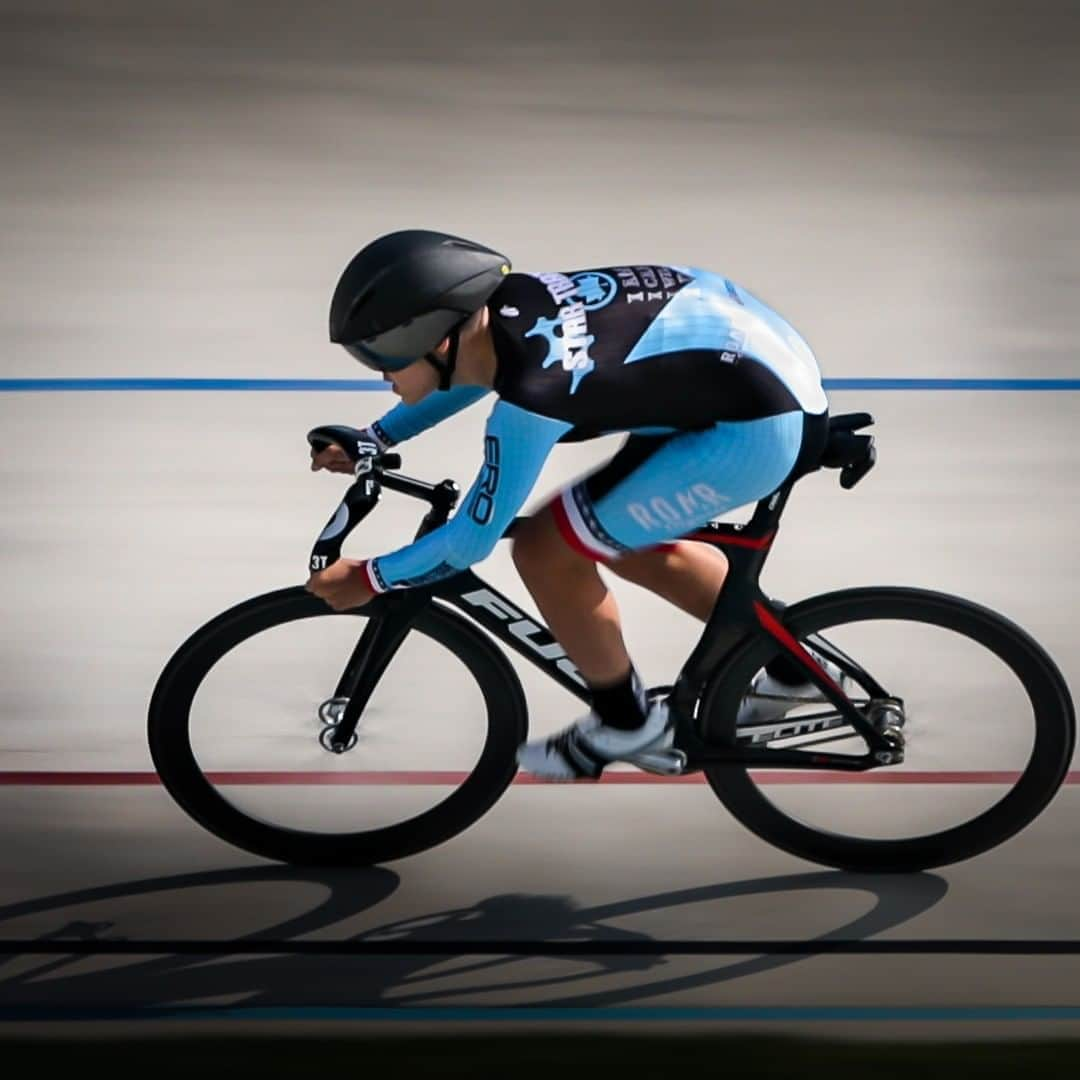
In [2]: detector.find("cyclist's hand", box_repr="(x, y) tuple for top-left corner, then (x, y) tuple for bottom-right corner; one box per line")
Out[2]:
(310, 443), (354, 474)
(306, 559), (375, 611)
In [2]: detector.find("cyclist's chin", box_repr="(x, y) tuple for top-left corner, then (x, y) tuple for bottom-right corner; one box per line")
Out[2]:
(400, 385), (436, 406)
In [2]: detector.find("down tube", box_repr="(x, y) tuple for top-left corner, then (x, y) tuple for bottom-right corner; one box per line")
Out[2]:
(435, 571), (591, 702)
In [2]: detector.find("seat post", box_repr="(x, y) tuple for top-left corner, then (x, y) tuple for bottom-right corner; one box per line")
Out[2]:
(746, 481), (795, 537)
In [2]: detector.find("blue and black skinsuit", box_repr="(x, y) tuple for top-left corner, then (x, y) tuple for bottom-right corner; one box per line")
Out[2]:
(358, 264), (828, 594)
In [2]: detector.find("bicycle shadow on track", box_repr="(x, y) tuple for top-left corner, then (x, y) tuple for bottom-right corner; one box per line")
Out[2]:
(0, 867), (948, 1009)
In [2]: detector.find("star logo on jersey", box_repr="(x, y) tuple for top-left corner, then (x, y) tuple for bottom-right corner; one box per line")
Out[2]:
(525, 307), (596, 394)
(569, 271), (618, 311)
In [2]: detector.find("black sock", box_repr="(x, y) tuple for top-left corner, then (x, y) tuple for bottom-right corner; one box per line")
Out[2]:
(589, 667), (648, 730)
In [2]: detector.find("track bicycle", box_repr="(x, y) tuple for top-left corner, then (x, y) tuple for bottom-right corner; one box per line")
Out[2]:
(148, 413), (1075, 871)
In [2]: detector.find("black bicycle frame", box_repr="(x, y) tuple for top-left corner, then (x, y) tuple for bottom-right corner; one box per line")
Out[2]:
(309, 442), (897, 773)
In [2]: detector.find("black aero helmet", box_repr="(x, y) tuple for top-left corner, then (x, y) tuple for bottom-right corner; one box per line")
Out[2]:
(329, 229), (510, 386)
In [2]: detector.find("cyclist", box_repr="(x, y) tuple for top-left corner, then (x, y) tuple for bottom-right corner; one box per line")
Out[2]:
(307, 229), (835, 780)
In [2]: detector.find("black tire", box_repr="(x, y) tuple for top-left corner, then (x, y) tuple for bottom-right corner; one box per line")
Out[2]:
(701, 587), (1075, 872)
(148, 587), (528, 866)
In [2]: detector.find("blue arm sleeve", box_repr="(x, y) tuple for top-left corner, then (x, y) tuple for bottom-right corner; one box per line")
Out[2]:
(368, 401), (573, 590)
(371, 385), (490, 447)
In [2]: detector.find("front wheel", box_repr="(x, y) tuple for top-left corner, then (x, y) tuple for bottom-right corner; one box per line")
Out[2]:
(148, 587), (528, 866)
(701, 587), (1075, 872)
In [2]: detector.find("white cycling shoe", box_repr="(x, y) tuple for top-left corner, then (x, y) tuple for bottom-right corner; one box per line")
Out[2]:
(736, 650), (849, 727)
(516, 699), (671, 781)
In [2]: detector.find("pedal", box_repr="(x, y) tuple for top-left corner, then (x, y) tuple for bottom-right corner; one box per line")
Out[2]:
(625, 748), (687, 776)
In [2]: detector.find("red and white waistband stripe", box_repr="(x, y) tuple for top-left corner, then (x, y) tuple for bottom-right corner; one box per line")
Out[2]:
(551, 491), (621, 562)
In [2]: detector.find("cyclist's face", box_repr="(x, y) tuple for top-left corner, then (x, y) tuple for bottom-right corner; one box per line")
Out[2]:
(384, 356), (438, 404)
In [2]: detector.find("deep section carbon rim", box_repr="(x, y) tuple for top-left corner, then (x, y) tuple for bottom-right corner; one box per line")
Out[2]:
(148, 588), (527, 865)
(700, 587), (1074, 872)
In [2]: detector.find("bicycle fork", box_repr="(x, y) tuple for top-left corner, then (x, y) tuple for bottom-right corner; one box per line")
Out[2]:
(319, 592), (430, 753)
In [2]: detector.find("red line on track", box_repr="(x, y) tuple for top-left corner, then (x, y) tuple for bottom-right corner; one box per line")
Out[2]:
(0, 771), (1077, 787)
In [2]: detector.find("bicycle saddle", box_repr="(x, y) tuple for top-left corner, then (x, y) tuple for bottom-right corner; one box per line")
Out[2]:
(822, 413), (876, 489)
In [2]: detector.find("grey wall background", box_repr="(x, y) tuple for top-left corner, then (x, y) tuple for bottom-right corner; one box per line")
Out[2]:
(4, 0), (1078, 382)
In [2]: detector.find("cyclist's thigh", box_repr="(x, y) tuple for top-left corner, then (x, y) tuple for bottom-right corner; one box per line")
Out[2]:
(552, 411), (805, 560)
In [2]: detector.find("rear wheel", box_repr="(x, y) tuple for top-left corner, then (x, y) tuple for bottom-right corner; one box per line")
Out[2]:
(701, 587), (1075, 871)
(149, 587), (527, 866)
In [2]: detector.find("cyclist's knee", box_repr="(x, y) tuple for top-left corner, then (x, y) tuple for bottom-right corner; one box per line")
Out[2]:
(511, 511), (562, 575)
(512, 507), (591, 578)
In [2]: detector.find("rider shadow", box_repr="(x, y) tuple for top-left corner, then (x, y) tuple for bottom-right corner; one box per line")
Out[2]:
(0, 867), (948, 1009)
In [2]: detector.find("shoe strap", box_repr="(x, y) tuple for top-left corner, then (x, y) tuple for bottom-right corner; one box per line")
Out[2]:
(547, 727), (607, 779)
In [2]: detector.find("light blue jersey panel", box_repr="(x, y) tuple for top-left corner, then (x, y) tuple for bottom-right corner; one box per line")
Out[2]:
(582, 411), (805, 552)
(624, 269), (827, 415)
(376, 384), (491, 445)
(372, 401), (572, 589)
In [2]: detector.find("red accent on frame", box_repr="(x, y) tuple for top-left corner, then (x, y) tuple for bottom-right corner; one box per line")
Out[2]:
(687, 531), (775, 550)
(550, 496), (607, 563)
(753, 600), (848, 699)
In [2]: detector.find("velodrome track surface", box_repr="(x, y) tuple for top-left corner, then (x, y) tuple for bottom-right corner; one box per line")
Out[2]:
(2, 0), (1079, 1043)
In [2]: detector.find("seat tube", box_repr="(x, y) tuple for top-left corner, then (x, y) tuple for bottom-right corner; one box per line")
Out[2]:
(669, 484), (793, 717)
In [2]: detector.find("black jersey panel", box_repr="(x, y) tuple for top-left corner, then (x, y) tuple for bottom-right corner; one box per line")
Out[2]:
(487, 267), (804, 438)
(556, 351), (802, 436)
(489, 266), (692, 399)
(493, 346), (801, 437)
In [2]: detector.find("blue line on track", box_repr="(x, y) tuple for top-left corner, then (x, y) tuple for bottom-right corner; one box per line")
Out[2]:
(1, 378), (1079, 393)
(3, 1005), (1080, 1022)
(0, 378), (389, 392)
(825, 378), (1080, 391)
